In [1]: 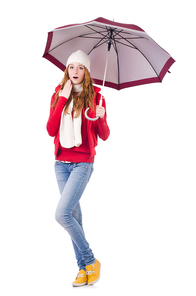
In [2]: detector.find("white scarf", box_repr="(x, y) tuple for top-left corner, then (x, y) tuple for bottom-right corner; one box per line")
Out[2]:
(60, 83), (83, 149)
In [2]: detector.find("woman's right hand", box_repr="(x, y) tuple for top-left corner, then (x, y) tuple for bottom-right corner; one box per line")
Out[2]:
(59, 79), (72, 98)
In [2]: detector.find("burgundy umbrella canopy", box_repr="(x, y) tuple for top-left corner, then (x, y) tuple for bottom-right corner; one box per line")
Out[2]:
(43, 17), (175, 90)
(43, 17), (175, 120)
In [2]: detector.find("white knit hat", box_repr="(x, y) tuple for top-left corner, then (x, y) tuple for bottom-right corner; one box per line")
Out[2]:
(66, 50), (90, 72)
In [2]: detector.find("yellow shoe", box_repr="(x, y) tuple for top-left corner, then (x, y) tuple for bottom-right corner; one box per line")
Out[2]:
(86, 259), (101, 285)
(72, 269), (87, 287)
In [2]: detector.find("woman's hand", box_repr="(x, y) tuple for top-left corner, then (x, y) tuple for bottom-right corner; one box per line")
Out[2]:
(59, 79), (72, 98)
(96, 105), (105, 119)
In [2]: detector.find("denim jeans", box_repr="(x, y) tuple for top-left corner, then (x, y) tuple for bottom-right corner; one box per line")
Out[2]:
(54, 161), (95, 270)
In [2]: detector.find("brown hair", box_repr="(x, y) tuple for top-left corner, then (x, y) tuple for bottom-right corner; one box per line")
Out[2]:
(52, 67), (95, 117)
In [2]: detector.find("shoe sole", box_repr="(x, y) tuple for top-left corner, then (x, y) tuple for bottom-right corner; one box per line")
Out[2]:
(72, 282), (87, 287)
(88, 275), (100, 285)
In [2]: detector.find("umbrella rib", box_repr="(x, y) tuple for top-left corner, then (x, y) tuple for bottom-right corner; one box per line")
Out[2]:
(88, 39), (109, 55)
(46, 35), (82, 54)
(46, 26), (109, 54)
(115, 31), (160, 80)
(111, 27), (146, 40)
(111, 29), (145, 48)
(117, 31), (147, 39)
(79, 36), (106, 39)
(79, 29), (109, 39)
(114, 40), (136, 49)
(86, 23), (115, 33)
(115, 36), (145, 40)
(85, 25), (109, 39)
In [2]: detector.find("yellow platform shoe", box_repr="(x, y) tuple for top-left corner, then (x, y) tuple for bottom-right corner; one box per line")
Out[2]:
(86, 259), (101, 285)
(72, 269), (87, 287)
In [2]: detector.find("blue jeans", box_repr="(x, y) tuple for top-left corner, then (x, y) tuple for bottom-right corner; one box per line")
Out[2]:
(54, 161), (95, 270)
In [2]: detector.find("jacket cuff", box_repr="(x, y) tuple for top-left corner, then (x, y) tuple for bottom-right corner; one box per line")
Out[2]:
(58, 95), (68, 102)
(98, 115), (106, 124)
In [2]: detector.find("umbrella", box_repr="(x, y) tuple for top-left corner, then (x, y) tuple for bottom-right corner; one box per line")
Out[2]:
(43, 17), (175, 120)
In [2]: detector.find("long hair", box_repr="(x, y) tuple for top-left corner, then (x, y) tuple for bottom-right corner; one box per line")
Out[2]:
(52, 67), (95, 117)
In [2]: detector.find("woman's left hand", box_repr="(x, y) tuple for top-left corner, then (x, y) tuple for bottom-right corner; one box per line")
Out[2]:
(96, 105), (105, 119)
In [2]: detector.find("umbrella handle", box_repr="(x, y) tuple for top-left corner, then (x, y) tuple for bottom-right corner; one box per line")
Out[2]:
(84, 97), (103, 121)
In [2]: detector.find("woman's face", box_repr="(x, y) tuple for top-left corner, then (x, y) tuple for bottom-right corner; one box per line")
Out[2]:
(68, 62), (85, 85)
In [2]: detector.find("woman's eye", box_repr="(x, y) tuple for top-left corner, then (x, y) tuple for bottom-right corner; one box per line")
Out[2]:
(79, 67), (84, 70)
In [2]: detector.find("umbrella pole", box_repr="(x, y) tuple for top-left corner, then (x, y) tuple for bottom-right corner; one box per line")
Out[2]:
(85, 45), (110, 121)
(99, 49), (110, 107)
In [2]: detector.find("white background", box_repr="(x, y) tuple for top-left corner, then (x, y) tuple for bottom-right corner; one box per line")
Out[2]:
(1, 0), (195, 295)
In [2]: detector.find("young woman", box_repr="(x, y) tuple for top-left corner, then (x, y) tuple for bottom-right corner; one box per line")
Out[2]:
(46, 50), (110, 287)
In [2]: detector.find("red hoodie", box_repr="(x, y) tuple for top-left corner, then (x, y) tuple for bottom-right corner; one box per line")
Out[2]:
(46, 85), (110, 162)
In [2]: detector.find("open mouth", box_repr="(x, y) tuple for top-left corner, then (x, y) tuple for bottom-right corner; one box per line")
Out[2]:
(73, 76), (78, 79)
